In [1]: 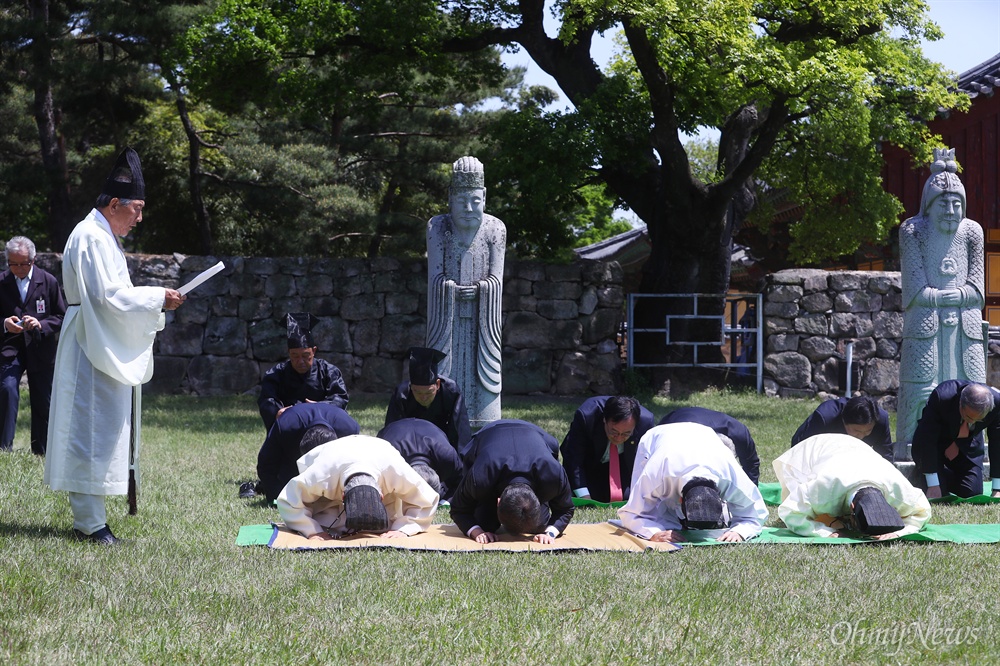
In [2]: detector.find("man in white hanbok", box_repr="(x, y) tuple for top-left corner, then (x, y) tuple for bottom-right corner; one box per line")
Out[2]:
(619, 424), (766, 543)
(773, 434), (931, 539)
(44, 148), (185, 545)
(277, 435), (439, 541)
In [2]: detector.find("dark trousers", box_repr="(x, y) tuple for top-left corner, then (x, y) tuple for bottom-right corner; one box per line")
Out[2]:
(917, 452), (985, 498)
(0, 357), (54, 455)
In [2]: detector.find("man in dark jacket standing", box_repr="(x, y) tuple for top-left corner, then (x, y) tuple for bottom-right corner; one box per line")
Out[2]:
(0, 236), (67, 455)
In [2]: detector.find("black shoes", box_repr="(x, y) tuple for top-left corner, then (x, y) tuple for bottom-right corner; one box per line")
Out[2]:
(73, 525), (120, 546)
(239, 481), (259, 499)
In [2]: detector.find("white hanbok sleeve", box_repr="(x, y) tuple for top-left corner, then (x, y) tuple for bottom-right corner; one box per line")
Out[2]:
(383, 463), (440, 536)
(276, 466), (332, 537)
(617, 467), (682, 539)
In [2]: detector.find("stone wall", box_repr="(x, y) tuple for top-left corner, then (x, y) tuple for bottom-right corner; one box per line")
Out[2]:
(762, 269), (903, 408)
(28, 253), (625, 397)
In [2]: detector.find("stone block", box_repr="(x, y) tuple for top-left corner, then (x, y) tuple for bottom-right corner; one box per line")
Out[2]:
(503, 349), (552, 394)
(238, 298), (272, 321)
(203, 317), (247, 355)
(537, 300), (579, 320)
(579, 287), (599, 316)
(764, 302), (799, 318)
(249, 319), (287, 362)
(849, 337), (877, 360)
(334, 274), (372, 298)
(229, 272), (266, 298)
(535, 281), (583, 300)
(800, 292), (833, 313)
(304, 296), (341, 317)
(764, 351), (811, 388)
(794, 314), (829, 336)
(157, 322), (205, 357)
(504, 312), (582, 350)
(799, 336), (837, 362)
(765, 317), (794, 336)
(860, 358), (900, 394)
(506, 278), (533, 296)
(341, 293), (385, 321)
(767, 334), (799, 353)
(380, 314), (427, 354)
(264, 274), (296, 299)
(503, 294), (537, 312)
(830, 313), (873, 337)
(867, 274), (899, 294)
(299, 274), (334, 297)
(546, 264), (582, 282)
(145, 356), (190, 395)
(834, 291), (881, 313)
(829, 273), (866, 291)
(876, 338), (899, 359)
(553, 352), (591, 394)
(271, 298), (305, 317)
(597, 286), (624, 308)
(350, 320), (381, 356)
(210, 295), (239, 317)
(767, 285), (804, 303)
(813, 357), (840, 393)
(187, 355), (261, 396)
(174, 298), (210, 325)
(385, 292), (419, 315)
(246, 257), (280, 275)
(373, 271), (406, 293)
(357, 356), (404, 393)
(873, 311), (904, 338)
(313, 317), (352, 353)
(582, 307), (623, 345)
(371, 257), (401, 273)
(882, 291), (902, 311)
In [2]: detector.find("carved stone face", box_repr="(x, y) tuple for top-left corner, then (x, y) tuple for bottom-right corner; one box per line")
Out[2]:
(449, 187), (485, 233)
(929, 192), (963, 234)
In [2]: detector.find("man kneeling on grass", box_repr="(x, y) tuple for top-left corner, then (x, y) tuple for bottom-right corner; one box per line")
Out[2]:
(773, 434), (931, 540)
(277, 435), (439, 540)
(617, 424), (767, 543)
(450, 419), (575, 544)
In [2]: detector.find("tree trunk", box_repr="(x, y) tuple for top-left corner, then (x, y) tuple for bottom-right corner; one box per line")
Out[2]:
(176, 93), (214, 255)
(29, 0), (74, 250)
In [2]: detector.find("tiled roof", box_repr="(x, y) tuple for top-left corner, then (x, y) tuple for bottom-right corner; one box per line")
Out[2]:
(955, 52), (1000, 99)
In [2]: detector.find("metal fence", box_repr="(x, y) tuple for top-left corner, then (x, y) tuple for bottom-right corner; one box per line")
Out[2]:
(626, 292), (764, 393)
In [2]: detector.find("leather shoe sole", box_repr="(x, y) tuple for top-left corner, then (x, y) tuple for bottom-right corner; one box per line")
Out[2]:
(73, 526), (121, 546)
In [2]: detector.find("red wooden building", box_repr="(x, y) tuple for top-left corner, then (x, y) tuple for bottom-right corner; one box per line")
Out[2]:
(882, 52), (1000, 323)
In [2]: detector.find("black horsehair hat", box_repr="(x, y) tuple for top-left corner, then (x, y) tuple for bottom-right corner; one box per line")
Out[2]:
(681, 478), (724, 529)
(344, 474), (389, 533)
(286, 312), (318, 349)
(408, 347), (446, 385)
(853, 487), (904, 535)
(102, 147), (145, 201)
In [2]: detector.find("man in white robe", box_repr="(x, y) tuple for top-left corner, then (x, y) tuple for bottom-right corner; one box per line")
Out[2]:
(773, 434), (931, 539)
(618, 424), (767, 543)
(277, 435), (439, 540)
(44, 148), (185, 545)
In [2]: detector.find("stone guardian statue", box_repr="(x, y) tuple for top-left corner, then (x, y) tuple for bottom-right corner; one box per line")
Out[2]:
(426, 157), (506, 428)
(896, 148), (986, 447)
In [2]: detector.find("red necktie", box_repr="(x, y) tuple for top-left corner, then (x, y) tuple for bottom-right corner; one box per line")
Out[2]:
(608, 443), (623, 502)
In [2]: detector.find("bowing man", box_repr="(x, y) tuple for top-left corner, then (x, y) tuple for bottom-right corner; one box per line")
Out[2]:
(659, 406), (761, 485)
(618, 423), (766, 543)
(773, 434), (931, 539)
(791, 396), (893, 462)
(277, 435), (439, 540)
(450, 419), (574, 544)
(559, 395), (655, 503)
(377, 418), (463, 501)
(255, 402), (360, 503)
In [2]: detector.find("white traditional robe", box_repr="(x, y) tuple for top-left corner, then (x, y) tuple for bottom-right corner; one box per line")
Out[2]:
(44, 209), (165, 495)
(773, 433), (932, 538)
(277, 435), (439, 537)
(618, 427), (766, 540)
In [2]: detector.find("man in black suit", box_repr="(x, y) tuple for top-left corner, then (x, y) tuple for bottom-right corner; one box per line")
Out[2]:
(450, 419), (575, 544)
(0, 236), (67, 455)
(377, 418), (463, 501)
(559, 395), (656, 502)
(791, 396), (894, 462)
(659, 406), (761, 485)
(911, 380), (1000, 499)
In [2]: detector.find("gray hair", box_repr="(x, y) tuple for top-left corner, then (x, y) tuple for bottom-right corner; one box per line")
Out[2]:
(95, 194), (134, 209)
(959, 383), (994, 418)
(716, 433), (737, 457)
(5, 236), (35, 261)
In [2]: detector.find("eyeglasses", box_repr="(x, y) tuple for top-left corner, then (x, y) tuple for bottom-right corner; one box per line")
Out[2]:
(7, 261), (32, 268)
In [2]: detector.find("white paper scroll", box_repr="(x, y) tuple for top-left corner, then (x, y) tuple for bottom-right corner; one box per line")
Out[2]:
(178, 261), (225, 295)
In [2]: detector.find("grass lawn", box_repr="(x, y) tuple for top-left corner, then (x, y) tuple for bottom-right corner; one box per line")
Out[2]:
(1, 389), (997, 665)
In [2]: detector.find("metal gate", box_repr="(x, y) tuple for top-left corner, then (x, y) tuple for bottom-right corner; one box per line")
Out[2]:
(626, 292), (764, 393)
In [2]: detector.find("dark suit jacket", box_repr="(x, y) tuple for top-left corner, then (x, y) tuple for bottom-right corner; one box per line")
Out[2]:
(659, 406), (761, 485)
(384, 376), (471, 450)
(791, 398), (894, 462)
(450, 419), (575, 535)
(911, 379), (997, 477)
(258, 358), (349, 430)
(559, 396), (655, 502)
(256, 402), (360, 502)
(377, 418), (463, 500)
(0, 266), (67, 370)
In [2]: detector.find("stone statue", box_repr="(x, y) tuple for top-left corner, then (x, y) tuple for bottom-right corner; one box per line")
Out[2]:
(896, 148), (986, 446)
(426, 157), (506, 428)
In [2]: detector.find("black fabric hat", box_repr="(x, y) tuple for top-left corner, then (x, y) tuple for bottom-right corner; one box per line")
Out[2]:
(344, 474), (389, 533)
(102, 147), (145, 200)
(408, 347), (446, 385)
(286, 312), (318, 349)
(853, 487), (904, 535)
(681, 478), (724, 529)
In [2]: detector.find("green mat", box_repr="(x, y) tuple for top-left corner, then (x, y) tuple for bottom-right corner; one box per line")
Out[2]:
(572, 497), (626, 508)
(758, 482), (996, 507)
(237, 522), (1000, 547)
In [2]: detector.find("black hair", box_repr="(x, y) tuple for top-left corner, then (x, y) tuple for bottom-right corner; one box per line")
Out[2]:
(842, 396), (878, 426)
(497, 483), (543, 534)
(298, 425), (338, 455)
(604, 395), (640, 424)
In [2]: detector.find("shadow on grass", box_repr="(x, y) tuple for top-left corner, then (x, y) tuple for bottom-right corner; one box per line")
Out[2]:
(0, 520), (69, 539)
